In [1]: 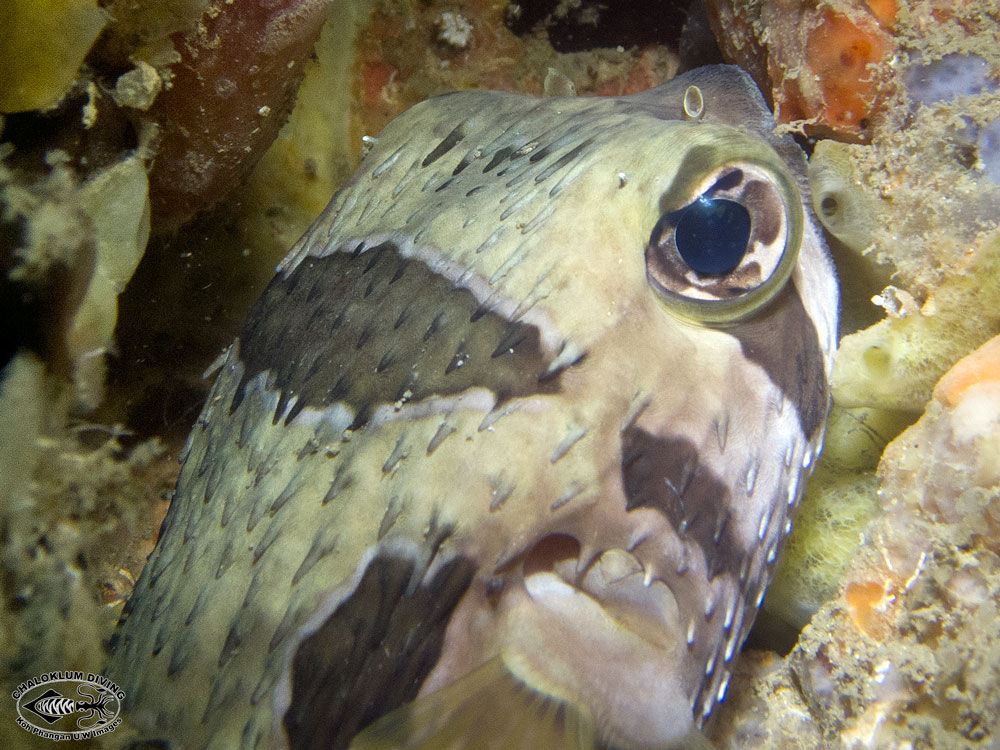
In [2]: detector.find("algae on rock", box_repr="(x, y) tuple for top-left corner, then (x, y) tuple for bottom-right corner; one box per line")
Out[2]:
(2, 150), (150, 409)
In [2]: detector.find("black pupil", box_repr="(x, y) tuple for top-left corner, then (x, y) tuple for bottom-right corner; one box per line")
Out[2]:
(674, 198), (751, 275)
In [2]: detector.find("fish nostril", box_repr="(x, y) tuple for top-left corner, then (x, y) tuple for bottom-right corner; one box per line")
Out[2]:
(523, 533), (581, 578)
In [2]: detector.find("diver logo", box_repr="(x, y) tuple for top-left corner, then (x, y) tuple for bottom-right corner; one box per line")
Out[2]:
(12, 671), (123, 740)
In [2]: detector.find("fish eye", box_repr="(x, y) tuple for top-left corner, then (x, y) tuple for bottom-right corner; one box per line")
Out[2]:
(646, 162), (802, 324)
(673, 197), (751, 275)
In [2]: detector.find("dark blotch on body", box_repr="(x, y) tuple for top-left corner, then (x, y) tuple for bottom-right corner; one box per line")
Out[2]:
(230, 243), (565, 427)
(730, 285), (828, 439)
(283, 554), (476, 750)
(621, 426), (744, 580)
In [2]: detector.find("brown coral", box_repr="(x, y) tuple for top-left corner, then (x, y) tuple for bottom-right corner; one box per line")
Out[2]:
(146, 0), (331, 228)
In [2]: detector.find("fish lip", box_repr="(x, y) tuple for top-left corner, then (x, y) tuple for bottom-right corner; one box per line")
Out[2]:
(515, 536), (684, 652)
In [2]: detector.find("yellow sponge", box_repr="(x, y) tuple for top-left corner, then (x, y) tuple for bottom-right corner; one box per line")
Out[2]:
(766, 405), (912, 630)
(0, 0), (107, 112)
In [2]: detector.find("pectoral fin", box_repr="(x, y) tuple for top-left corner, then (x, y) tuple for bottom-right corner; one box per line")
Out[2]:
(349, 656), (595, 750)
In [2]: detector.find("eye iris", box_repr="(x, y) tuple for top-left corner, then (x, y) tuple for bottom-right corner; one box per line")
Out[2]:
(674, 198), (751, 275)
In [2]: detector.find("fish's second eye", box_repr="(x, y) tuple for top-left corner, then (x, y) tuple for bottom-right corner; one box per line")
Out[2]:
(674, 197), (751, 275)
(646, 162), (801, 324)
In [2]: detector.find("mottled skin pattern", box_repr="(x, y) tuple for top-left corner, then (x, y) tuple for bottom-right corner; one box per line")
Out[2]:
(105, 66), (838, 749)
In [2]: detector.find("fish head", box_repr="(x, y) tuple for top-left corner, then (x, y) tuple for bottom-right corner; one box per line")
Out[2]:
(292, 67), (838, 747)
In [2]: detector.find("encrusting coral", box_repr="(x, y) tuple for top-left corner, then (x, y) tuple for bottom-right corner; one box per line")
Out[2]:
(145, 0), (332, 228)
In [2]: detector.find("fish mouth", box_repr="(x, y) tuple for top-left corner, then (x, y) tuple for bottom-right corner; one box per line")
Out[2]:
(519, 533), (682, 652)
(483, 531), (697, 749)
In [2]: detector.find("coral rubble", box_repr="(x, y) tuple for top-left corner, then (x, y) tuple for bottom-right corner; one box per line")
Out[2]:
(714, 334), (1000, 747)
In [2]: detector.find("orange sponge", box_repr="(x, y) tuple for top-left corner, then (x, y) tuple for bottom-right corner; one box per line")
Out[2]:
(704, 0), (897, 141)
(802, 7), (896, 132)
(933, 334), (1000, 408)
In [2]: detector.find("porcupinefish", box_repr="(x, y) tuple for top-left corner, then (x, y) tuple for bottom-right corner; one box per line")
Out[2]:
(105, 65), (838, 749)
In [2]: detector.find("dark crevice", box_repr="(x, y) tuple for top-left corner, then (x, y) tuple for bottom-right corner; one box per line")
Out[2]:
(505, 0), (691, 53)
